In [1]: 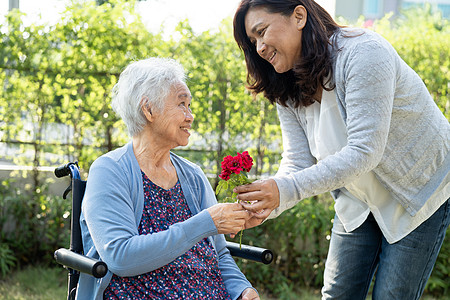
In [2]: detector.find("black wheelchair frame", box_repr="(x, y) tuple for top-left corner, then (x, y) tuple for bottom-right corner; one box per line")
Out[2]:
(53, 162), (273, 300)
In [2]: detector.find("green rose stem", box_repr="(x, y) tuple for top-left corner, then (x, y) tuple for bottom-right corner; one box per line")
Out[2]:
(239, 229), (243, 250)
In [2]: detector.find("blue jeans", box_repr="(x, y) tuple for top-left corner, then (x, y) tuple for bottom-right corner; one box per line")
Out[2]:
(322, 199), (450, 300)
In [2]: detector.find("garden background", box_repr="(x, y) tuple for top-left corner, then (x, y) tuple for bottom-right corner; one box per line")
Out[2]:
(0, 0), (449, 298)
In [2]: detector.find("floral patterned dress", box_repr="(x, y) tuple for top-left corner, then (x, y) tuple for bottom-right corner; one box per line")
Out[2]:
(103, 171), (232, 299)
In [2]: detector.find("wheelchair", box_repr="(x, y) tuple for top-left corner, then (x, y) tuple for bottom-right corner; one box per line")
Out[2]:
(53, 162), (274, 300)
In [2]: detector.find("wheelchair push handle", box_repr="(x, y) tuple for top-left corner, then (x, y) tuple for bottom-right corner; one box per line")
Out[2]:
(55, 162), (81, 180)
(55, 162), (82, 199)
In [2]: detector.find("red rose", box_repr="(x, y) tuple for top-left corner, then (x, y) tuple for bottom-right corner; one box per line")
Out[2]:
(218, 151), (253, 181)
(222, 155), (243, 175)
(216, 150), (255, 248)
(239, 151), (253, 172)
(219, 170), (231, 181)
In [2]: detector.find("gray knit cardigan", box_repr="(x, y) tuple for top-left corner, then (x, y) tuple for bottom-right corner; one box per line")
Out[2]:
(272, 28), (450, 217)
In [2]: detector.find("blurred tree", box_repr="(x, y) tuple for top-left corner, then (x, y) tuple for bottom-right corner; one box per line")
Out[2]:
(0, 0), (168, 171)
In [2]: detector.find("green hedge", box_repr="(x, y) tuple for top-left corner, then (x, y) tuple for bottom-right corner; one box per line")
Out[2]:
(0, 177), (71, 274)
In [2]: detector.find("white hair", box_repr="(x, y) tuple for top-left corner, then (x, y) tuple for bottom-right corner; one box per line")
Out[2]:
(111, 57), (186, 137)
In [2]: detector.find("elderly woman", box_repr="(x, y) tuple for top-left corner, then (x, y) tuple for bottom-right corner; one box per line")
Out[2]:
(76, 57), (259, 300)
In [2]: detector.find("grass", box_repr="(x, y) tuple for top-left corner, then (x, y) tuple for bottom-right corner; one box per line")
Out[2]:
(0, 265), (67, 300)
(0, 266), (448, 300)
(0, 266), (321, 300)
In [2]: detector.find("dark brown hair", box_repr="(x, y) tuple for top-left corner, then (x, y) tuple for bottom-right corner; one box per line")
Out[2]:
(233, 0), (342, 107)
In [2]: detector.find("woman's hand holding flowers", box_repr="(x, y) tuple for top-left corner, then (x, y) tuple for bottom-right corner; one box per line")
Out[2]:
(234, 178), (280, 229)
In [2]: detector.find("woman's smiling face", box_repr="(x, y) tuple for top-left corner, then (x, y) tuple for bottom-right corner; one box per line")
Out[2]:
(151, 82), (194, 149)
(244, 5), (306, 73)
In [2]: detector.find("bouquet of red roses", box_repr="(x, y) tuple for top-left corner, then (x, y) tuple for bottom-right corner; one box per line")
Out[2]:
(215, 151), (253, 247)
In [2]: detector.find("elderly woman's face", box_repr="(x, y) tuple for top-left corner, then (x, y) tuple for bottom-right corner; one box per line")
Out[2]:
(244, 6), (305, 73)
(152, 82), (194, 148)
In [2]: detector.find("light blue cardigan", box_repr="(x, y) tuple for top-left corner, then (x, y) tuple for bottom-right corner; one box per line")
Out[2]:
(76, 142), (253, 300)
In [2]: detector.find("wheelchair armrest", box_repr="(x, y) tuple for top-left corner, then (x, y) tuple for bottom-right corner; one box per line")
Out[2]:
(54, 243), (272, 280)
(54, 248), (108, 278)
(226, 241), (273, 264)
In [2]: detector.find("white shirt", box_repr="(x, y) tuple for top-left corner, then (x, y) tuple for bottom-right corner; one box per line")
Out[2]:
(304, 90), (449, 243)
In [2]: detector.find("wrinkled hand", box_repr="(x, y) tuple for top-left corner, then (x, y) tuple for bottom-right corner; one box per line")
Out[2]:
(239, 288), (260, 300)
(234, 179), (280, 229)
(207, 203), (249, 235)
(244, 215), (264, 230)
